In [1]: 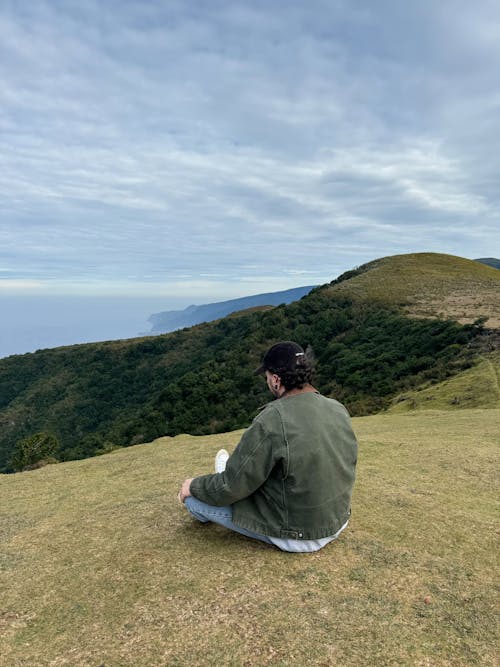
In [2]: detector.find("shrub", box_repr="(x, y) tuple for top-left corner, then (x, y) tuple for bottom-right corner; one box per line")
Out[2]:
(11, 432), (60, 472)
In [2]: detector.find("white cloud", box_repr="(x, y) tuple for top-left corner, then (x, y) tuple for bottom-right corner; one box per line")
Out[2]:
(0, 279), (44, 292)
(0, 0), (499, 296)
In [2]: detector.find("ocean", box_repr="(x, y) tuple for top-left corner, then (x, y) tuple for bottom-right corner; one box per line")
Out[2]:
(0, 295), (190, 359)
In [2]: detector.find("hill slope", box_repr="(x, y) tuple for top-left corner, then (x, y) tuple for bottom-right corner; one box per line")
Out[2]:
(388, 351), (500, 412)
(0, 252), (497, 471)
(328, 253), (500, 327)
(1, 410), (497, 666)
(475, 257), (500, 270)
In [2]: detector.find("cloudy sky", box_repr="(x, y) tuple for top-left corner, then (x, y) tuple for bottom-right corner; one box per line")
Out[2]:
(1, 0), (499, 300)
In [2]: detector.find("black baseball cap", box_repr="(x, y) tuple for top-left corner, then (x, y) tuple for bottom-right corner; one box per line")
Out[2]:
(254, 341), (305, 375)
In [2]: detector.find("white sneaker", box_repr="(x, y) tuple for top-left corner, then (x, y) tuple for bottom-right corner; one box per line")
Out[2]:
(214, 448), (229, 473)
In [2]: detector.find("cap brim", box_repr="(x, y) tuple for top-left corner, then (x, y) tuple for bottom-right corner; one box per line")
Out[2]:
(253, 364), (266, 375)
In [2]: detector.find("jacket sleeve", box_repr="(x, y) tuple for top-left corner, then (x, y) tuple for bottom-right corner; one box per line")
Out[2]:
(189, 410), (281, 507)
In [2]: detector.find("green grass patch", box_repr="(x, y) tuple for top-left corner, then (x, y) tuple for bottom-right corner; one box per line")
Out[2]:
(1, 410), (498, 666)
(388, 352), (500, 413)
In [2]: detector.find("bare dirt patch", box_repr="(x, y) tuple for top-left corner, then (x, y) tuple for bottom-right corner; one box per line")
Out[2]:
(409, 285), (500, 328)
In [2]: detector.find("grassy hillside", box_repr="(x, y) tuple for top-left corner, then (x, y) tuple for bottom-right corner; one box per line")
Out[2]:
(0, 252), (497, 471)
(388, 352), (500, 413)
(328, 253), (500, 327)
(225, 304), (275, 318)
(1, 410), (498, 666)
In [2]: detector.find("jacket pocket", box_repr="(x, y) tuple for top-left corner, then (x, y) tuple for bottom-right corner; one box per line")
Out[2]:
(280, 529), (300, 539)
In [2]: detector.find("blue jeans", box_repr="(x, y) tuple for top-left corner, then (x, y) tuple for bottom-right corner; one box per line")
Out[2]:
(184, 496), (274, 545)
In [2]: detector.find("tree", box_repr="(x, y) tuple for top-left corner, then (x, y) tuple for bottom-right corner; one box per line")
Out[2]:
(11, 432), (60, 471)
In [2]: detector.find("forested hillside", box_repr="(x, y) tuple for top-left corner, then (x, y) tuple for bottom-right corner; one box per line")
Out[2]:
(0, 253), (497, 472)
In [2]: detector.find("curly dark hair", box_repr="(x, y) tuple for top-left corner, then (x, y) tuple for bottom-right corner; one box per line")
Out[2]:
(269, 346), (315, 390)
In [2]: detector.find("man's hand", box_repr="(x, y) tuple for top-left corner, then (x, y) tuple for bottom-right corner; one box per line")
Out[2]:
(178, 478), (193, 503)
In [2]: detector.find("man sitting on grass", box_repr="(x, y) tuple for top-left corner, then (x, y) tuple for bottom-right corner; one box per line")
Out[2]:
(178, 341), (358, 553)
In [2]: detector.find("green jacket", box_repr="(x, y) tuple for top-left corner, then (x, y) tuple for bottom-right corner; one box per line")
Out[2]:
(190, 392), (358, 540)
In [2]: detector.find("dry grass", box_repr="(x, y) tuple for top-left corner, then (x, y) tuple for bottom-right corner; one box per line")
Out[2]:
(328, 253), (500, 327)
(1, 410), (498, 666)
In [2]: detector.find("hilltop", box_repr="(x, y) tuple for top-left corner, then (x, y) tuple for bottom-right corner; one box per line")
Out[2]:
(1, 409), (497, 666)
(0, 252), (498, 471)
(326, 253), (500, 327)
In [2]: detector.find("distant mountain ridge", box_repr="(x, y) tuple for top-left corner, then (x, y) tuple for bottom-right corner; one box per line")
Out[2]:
(147, 285), (316, 333)
(475, 258), (500, 270)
